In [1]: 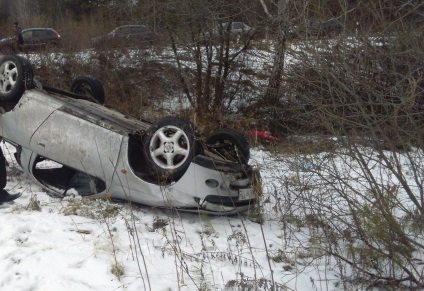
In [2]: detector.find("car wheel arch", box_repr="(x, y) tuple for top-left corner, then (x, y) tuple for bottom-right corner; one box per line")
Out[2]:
(206, 128), (250, 164)
(70, 75), (105, 105)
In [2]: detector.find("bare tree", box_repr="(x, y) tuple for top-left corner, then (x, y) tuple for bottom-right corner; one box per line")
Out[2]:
(164, 0), (258, 127)
(8, 0), (33, 26)
(274, 1), (424, 286)
(259, 0), (288, 103)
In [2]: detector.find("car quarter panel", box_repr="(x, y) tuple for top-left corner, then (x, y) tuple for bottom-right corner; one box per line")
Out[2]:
(0, 90), (63, 147)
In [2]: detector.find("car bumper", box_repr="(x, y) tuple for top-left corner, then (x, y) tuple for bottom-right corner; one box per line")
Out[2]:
(186, 155), (261, 214)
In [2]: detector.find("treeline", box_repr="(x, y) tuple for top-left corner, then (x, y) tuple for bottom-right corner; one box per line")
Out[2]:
(1, 0), (422, 34)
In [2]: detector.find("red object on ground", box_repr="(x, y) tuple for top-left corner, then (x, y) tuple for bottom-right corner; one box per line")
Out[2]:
(246, 130), (277, 141)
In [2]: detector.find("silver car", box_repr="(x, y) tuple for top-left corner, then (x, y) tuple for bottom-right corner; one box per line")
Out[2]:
(199, 22), (257, 45)
(0, 55), (260, 214)
(92, 25), (154, 48)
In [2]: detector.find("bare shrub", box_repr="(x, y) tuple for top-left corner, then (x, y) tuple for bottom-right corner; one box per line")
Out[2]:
(260, 12), (424, 289)
(263, 28), (423, 141)
(24, 47), (183, 121)
(162, 0), (264, 129)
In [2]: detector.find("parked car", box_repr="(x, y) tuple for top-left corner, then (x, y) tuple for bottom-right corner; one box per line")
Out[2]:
(0, 55), (260, 215)
(219, 22), (254, 35)
(92, 25), (154, 48)
(200, 22), (257, 44)
(0, 28), (61, 53)
(288, 19), (342, 40)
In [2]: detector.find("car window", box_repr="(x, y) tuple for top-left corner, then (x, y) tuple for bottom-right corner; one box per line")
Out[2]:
(110, 26), (149, 36)
(114, 27), (125, 35)
(45, 30), (54, 37)
(232, 23), (244, 30)
(140, 26), (148, 32)
(32, 156), (106, 197)
(220, 23), (229, 30)
(127, 27), (138, 34)
(33, 30), (46, 38)
(128, 26), (148, 34)
(22, 30), (33, 41)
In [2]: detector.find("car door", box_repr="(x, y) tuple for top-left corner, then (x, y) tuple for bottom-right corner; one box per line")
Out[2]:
(29, 106), (124, 183)
(231, 22), (243, 33)
(44, 30), (58, 45)
(22, 30), (36, 50)
(22, 29), (45, 49)
(32, 29), (48, 47)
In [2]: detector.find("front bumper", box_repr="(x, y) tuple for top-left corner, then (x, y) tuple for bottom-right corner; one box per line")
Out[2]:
(186, 155), (261, 215)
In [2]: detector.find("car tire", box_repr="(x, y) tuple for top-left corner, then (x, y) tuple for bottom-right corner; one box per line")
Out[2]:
(70, 76), (105, 105)
(206, 129), (250, 164)
(0, 55), (34, 103)
(143, 116), (196, 182)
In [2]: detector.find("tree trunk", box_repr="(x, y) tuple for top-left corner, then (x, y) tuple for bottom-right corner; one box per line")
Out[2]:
(260, 0), (288, 104)
(264, 27), (286, 103)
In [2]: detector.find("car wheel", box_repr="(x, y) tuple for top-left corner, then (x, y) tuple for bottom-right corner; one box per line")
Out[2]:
(0, 55), (34, 103)
(143, 116), (196, 182)
(206, 129), (250, 164)
(70, 76), (105, 105)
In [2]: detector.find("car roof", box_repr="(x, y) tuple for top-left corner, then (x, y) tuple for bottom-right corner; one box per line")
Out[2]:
(221, 22), (246, 25)
(23, 28), (57, 32)
(116, 25), (147, 28)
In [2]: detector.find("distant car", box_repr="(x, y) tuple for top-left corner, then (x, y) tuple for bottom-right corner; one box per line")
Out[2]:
(200, 22), (257, 44)
(288, 19), (342, 40)
(0, 28), (61, 53)
(0, 54), (260, 215)
(92, 25), (154, 48)
(219, 22), (254, 35)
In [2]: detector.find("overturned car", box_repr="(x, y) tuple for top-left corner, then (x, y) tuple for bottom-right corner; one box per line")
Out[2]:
(0, 55), (260, 215)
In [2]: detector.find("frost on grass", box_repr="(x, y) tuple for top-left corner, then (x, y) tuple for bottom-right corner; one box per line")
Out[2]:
(60, 196), (122, 219)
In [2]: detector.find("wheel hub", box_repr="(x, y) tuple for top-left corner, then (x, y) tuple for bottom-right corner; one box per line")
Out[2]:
(0, 61), (17, 93)
(164, 142), (174, 153)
